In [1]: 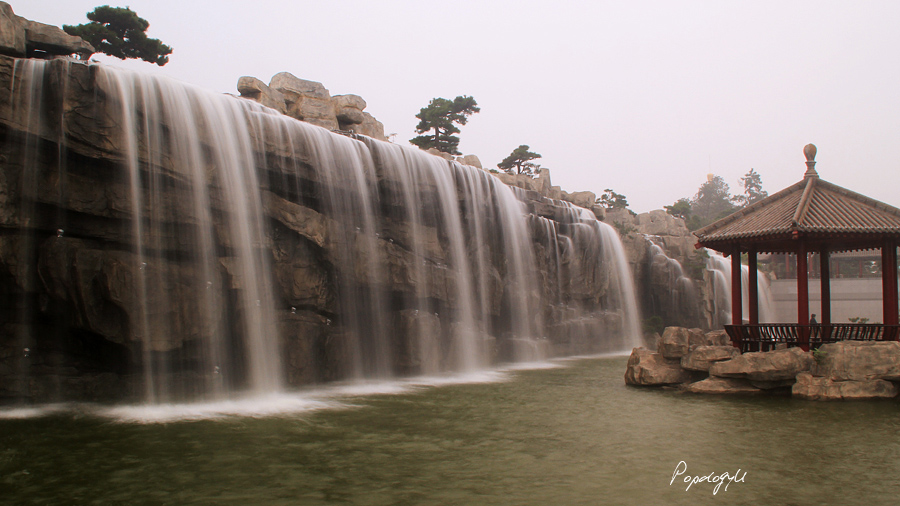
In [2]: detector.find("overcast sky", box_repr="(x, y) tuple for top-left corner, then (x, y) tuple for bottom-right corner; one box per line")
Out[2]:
(15, 1), (900, 213)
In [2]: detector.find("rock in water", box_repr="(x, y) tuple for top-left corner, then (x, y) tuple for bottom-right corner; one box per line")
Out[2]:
(625, 347), (691, 386)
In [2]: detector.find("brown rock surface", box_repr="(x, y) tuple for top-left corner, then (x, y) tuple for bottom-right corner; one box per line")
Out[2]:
(709, 347), (814, 382)
(812, 341), (900, 382)
(625, 347), (691, 386)
(681, 345), (739, 372)
(793, 372), (898, 400)
(683, 376), (760, 395)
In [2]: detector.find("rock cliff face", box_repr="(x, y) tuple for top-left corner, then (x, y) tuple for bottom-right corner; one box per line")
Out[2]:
(0, 54), (643, 404)
(603, 208), (713, 331)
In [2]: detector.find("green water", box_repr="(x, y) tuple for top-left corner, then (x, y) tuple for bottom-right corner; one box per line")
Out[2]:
(2, 357), (899, 505)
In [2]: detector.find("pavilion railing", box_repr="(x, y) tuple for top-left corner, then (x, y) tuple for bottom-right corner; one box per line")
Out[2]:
(723, 324), (900, 353)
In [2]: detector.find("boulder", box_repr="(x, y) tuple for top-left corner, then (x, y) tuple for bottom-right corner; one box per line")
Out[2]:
(237, 76), (286, 113)
(353, 112), (386, 141)
(683, 376), (760, 395)
(636, 210), (674, 236)
(658, 326), (691, 359)
(812, 341), (900, 382)
(709, 347), (814, 382)
(566, 191), (596, 209)
(458, 154), (482, 169)
(0, 2), (25, 57)
(534, 168), (552, 195)
(703, 330), (730, 347)
(20, 17), (94, 57)
(792, 372), (898, 401)
(426, 148), (453, 161)
(687, 328), (713, 347)
(625, 347), (691, 386)
(269, 72), (338, 130)
(332, 94), (367, 126)
(681, 345), (740, 372)
(269, 72), (330, 100)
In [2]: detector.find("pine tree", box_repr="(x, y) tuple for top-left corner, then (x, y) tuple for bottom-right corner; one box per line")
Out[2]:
(409, 96), (479, 155)
(597, 189), (630, 209)
(64, 6), (172, 66)
(733, 168), (768, 207)
(691, 174), (736, 225)
(498, 145), (542, 175)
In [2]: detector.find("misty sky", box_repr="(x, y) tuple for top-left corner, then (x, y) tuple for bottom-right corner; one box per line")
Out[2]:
(15, 1), (900, 213)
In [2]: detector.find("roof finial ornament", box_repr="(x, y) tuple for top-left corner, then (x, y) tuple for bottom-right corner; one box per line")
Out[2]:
(803, 143), (818, 179)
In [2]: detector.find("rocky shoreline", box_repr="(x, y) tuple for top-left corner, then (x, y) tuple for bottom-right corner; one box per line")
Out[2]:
(625, 327), (900, 400)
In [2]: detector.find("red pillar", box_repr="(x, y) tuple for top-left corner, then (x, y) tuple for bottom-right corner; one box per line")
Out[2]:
(881, 241), (898, 330)
(797, 242), (809, 350)
(748, 247), (759, 325)
(731, 246), (742, 325)
(820, 247), (831, 326)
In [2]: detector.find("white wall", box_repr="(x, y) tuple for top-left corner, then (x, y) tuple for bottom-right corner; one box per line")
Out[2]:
(769, 278), (891, 323)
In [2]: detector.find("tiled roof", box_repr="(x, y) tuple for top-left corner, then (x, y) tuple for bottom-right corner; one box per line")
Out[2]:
(695, 175), (900, 246)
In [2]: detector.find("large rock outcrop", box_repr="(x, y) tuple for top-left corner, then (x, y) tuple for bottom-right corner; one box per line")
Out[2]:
(709, 347), (814, 382)
(627, 327), (900, 401)
(792, 373), (898, 401)
(811, 341), (900, 381)
(624, 347), (691, 386)
(238, 71), (387, 141)
(0, 2), (94, 58)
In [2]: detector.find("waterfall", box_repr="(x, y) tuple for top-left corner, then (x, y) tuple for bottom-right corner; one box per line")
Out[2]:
(1, 58), (643, 405)
(706, 251), (774, 326)
(548, 201), (643, 352)
(645, 240), (699, 328)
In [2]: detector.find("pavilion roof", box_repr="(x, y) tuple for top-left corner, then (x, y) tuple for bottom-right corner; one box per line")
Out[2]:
(695, 145), (900, 253)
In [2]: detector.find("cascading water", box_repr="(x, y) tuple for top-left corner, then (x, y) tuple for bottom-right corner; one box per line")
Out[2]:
(0, 57), (644, 405)
(706, 250), (774, 327)
(101, 68), (284, 400)
(542, 201), (643, 352)
(644, 239), (699, 328)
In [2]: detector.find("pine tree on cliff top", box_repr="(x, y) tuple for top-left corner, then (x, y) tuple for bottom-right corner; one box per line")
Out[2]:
(64, 6), (172, 66)
(498, 145), (542, 175)
(409, 96), (479, 155)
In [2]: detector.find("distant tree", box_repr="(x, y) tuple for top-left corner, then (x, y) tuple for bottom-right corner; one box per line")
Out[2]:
(409, 95), (480, 155)
(691, 174), (736, 227)
(498, 145), (542, 175)
(597, 189), (629, 210)
(733, 168), (768, 207)
(64, 6), (172, 66)
(664, 198), (692, 221)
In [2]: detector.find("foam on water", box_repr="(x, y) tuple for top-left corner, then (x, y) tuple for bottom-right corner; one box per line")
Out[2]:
(0, 366), (535, 423)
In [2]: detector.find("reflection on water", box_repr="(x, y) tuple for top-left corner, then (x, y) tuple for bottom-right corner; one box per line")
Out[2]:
(2, 357), (899, 505)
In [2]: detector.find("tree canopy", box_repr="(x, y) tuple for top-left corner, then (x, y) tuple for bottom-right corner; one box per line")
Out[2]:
(733, 168), (768, 207)
(64, 6), (172, 66)
(597, 189), (630, 210)
(498, 145), (542, 175)
(409, 95), (479, 155)
(665, 171), (768, 230)
(663, 198), (692, 222)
